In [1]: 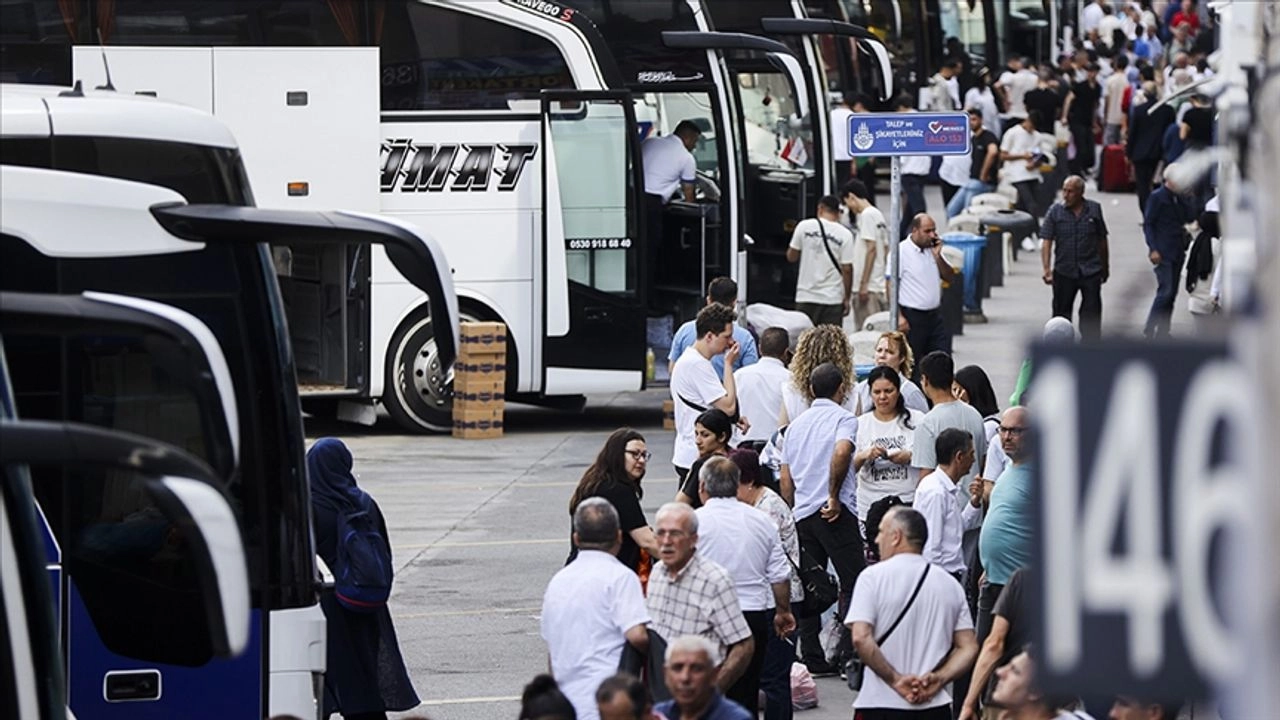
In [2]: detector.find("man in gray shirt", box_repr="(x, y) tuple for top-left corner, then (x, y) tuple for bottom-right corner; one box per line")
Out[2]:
(1040, 175), (1110, 342)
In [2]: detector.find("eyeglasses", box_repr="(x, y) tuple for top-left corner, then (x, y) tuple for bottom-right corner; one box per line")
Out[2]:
(625, 449), (652, 462)
(998, 426), (1028, 436)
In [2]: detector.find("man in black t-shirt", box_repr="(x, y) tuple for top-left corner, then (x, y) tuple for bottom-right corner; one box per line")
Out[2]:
(958, 567), (1030, 720)
(1062, 63), (1101, 176)
(945, 108), (1000, 218)
(1023, 69), (1061, 135)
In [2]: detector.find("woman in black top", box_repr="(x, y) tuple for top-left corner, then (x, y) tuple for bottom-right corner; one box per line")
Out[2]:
(567, 427), (658, 573)
(308, 438), (418, 720)
(673, 408), (734, 508)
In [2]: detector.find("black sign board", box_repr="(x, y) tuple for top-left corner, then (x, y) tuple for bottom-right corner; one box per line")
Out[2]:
(1028, 339), (1256, 701)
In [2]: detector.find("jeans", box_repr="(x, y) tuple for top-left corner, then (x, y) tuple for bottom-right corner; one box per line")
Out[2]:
(1145, 254), (1183, 337)
(900, 174), (928, 239)
(1052, 271), (1104, 341)
(760, 612), (795, 720)
(796, 506), (865, 663)
(946, 179), (995, 219)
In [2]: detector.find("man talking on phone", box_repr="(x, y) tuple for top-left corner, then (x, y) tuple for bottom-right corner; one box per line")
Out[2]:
(897, 214), (956, 380)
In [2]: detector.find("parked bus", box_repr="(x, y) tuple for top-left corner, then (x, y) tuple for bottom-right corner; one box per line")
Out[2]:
(1, 86), (458, 718)
(0, 0), (815, 425)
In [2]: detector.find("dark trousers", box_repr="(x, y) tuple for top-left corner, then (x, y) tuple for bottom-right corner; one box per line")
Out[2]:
(858, 160), (879, 205)
(940, 180), (960, 207)
(795, 506), (865, 664)
(1134, 159), (1159, 215)
(855, 706), (952, 720)
(727, 609), (769, 716)
(900, 174), (928, 239)
(1145, 254), (1184, 337)
(644, 192), (666, 283)
(976, 580), (1005, 648)
(1012, 180), (1040, 227)
(796, 302), (844, 328)
(1069, 122), (1096, 176)
(1052, 271), (1103, 341)
(760, 611), (794, 720)
(901, 306), (951, 381)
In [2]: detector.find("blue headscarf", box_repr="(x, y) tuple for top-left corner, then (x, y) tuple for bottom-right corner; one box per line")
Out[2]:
(307, 437), (367, 514)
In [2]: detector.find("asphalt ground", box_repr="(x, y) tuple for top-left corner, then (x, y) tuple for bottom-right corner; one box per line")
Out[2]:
(310, 181), (1186, 720)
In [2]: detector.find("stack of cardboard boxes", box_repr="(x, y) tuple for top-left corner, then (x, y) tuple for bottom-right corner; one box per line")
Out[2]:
(452, 322), (507, 439)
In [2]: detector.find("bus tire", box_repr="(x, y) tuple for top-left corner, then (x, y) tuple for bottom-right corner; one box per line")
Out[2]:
(384, 308), (452, 433)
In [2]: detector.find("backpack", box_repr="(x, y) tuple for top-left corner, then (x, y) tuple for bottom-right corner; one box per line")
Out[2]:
(333, 495), (394, 613)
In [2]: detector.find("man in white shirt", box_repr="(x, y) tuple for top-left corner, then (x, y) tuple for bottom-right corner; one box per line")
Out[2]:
(913, 429), (983, 583)
(642, 119), (702, 285)
(995, 56), (1038, 123)
(1102, 54), (1131, 146)
(846, 506), (978, 719)
(897, 214), (957, 369)
(924, 60), (962, 112)
(999, 111), (1045, 237)
(732, 327), (790, 444)
(787, 195), (855, 327)
(541, 498), (651, 720)
(1080, 0), (1105, 43)
(670, 303), (743, 479)
(841, 178), (890, 329)
(694, 457), (796, 716)
(779, 362), (864, 673)
(830, 95), (855, 184)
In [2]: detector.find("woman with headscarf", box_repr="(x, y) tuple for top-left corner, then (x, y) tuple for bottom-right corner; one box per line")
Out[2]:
(307, 438), (419, 720)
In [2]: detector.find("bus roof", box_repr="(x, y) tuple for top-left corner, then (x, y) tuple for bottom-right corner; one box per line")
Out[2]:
(1, 84), (237, 149)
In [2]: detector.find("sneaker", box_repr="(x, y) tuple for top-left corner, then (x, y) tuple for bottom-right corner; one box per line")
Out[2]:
(1020, 236), (1038, 253)
(804, 659), (840, 678)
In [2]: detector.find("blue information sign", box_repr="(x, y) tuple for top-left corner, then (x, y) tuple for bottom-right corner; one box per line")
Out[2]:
(848, 112), (971, 157)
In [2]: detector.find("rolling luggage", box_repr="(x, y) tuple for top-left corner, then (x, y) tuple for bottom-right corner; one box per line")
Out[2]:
(1100, 143), (1135, 192)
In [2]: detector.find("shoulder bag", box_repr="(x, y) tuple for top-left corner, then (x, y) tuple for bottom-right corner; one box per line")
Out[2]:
(848, 563), (931, 691)
(816, 219), (843, 275)
(785, 547), (839, 619)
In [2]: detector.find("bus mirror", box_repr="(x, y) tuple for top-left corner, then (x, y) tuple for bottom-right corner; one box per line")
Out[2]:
(0, 420), (251, 660)
(765, 52), (809, 119)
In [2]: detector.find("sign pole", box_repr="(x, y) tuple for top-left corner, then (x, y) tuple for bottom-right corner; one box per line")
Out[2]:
(888, 156), (902, 327)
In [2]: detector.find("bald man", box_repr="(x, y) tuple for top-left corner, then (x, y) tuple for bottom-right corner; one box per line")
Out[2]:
(1040, 175), (1110, 341)
(897, 214), (957, 377)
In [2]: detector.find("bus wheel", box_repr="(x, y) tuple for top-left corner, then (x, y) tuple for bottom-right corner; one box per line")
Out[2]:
(384, 309), (452, 433)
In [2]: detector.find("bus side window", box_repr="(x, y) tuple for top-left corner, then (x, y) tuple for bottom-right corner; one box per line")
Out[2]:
(379, 1), (576, 111)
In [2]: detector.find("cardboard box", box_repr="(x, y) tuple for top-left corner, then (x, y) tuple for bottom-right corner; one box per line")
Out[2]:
(452, 403), (504, 439)
(662, 399), (675, 430)
(453, 357), (505, 395)
(454, 387), (505, 405)
(459, 322), (507, 358)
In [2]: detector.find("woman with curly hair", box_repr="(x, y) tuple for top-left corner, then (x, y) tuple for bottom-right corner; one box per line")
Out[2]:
(851, 330), (928, 416)
(778, 324), (856, 424)
(567, 427), (659, 573)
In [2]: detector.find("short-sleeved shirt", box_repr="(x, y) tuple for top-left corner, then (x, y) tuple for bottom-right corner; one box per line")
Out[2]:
(566, 479), (647, 571)
(1104, 72), (1130, 126)
(642, 134), (697, 201)
(781, 398), (858, 520)
(542, 550), (651, 720)
(997, 69), (1039, 118)
(647, 553), (752, 657)
(992, 567), (1031, 667)
(968, 129), (999, 182)
(898, 239), (942, 311)
(670, 347), (729, 468)
(979, 462), (1034, 585)
(911, 401), (988, 505)
(1023, 87), (1061, 134)
(1040, 199), (1108, 279)
(695, 498), (791, 611)
(845, 552), (973, 711)
(668, 319), (759, 377)
(1068, 80), (1101, 125)
(853, 205), (890, 296)
(852, 373), (929, 416)
(733, 357), (789, 442)
(1000, 124), (1042, 185)
(854, 409), (925, 521)
(789, 217), (855, 305)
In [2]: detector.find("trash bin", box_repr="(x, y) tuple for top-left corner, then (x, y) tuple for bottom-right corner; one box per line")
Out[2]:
(982, 227), (1004, 292)
(942, 232), (986, 317)
(975, 208), (1036, 262)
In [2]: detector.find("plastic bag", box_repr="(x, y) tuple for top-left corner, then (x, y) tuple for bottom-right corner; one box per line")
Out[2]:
(790, 662), (819, 710)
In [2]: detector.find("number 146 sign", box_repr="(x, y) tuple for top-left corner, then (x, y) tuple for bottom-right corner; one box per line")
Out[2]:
(1029, 340), (1261, 701)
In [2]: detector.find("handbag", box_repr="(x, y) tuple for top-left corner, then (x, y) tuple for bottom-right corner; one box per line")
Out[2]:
(848, 563), (931, 692)
(786, 548), (838, 618)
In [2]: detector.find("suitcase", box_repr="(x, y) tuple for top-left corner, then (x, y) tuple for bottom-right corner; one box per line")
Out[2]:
(1100, 143), (1135, 192)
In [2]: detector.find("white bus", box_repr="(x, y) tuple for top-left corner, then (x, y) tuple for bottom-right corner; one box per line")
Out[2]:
(0, 0), (821, 431)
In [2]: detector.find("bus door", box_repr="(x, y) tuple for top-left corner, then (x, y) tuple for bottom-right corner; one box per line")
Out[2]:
(539, 90), (647, 393)
(0, 291), (252, 720)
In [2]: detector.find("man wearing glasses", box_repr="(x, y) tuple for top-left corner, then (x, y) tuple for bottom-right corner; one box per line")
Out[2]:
(976, 407), (1033, 647)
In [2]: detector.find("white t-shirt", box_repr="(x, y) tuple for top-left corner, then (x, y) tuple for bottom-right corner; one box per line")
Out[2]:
(965, 87), (1001, 135)
(541, 550), (651, 720)
(831, 106), (854, 161)
(900, 154), (932, 176)
(897, 238), (942, 311)
(853, 205), (890, 297)
(642, 134), (697, 202)
(854, 409), (925, 520)
(1000, 124), (1042, 184)
(939, 153), (971, 187)
(1081, 1), (1104, 35)
(1103, 72), (1129, 125)
(695, 498), (791, 611)
(733, 357), (790, 442)
(997, 69), (1039, 118)
(670, 347), (728, 467)
(846, 553), (973, 711)
(789, 217), (855, 305)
